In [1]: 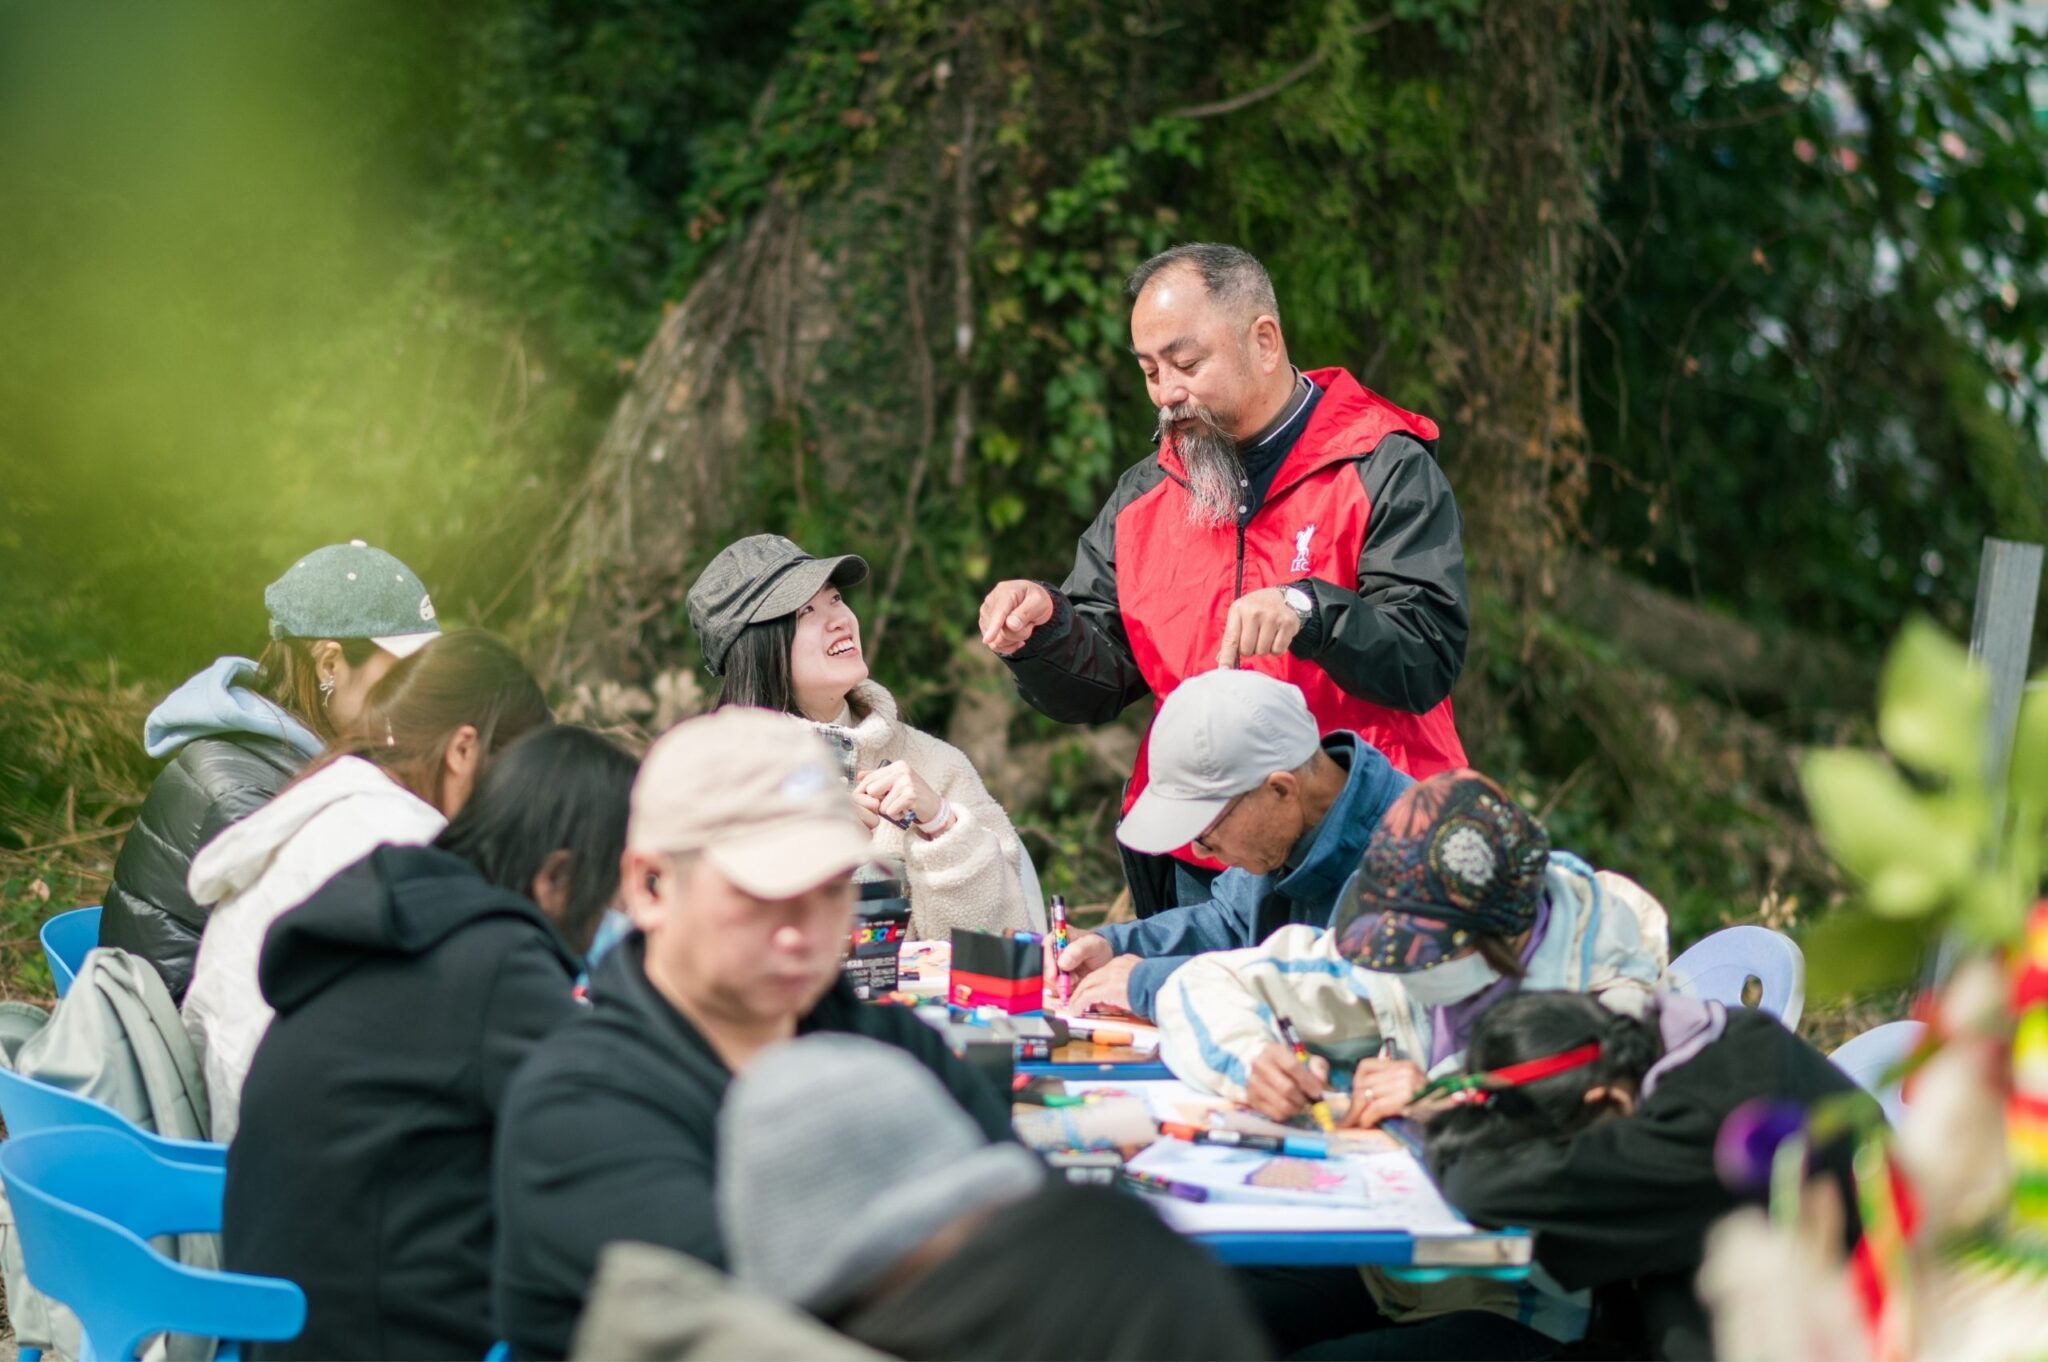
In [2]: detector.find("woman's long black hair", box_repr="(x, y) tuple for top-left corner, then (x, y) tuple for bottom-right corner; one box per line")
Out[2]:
(714, 614), (800, 714)
(433, 725), (638, 952)
(1424, 991), (1663, 1174)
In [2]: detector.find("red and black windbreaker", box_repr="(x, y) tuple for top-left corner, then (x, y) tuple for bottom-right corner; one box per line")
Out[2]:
(1006, 367), (1469, 867)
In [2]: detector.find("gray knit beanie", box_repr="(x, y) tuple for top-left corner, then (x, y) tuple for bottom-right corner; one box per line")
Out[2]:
(717, 1033), (1044, 1315)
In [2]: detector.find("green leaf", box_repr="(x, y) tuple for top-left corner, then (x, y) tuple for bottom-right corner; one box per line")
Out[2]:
(2008, 671), (2048, 808)
(1799, 748), (1976, 914)
(1800, 910), (1937, 1003)
(1953, 868), (2027, 945)
(1877, 616), (1988, 781)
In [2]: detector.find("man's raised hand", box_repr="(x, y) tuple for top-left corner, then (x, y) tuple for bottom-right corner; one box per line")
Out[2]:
(1215, 587), (1302, 669)
(979, 580), (1055, 657)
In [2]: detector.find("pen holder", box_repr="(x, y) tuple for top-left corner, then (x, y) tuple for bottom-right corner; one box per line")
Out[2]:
(949, 927), (1043, 1014)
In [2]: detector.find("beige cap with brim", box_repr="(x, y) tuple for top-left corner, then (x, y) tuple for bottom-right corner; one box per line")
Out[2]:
(629, 707), (874, 898)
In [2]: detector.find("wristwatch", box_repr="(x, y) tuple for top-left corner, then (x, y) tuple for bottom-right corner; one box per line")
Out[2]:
(1282, 583), (1315, 629)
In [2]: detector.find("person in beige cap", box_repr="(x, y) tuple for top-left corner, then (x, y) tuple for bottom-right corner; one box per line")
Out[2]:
(490, 708), (1012, 1362)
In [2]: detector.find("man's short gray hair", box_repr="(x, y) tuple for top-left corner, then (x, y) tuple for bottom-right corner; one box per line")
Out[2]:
(1126, 243), (1281, 325)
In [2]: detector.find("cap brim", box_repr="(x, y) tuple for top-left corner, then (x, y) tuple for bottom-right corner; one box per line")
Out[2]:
(372, 630), (440, 659)
(748, 554), (869, 626)
(1116, 786), (1231, 855)
(1335, 906), (1467, 972)
(706, 819), (875, 900)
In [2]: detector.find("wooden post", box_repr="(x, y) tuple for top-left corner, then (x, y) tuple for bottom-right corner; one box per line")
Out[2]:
(1969, 538), (2044, 791)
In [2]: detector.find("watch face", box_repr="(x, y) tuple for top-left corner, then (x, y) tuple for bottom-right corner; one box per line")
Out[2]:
(1284, 587), (1312, 612)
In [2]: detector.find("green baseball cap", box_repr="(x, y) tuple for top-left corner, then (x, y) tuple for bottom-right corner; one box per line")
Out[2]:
(687, 534), (868, 676)
(265, 540), (440, 658)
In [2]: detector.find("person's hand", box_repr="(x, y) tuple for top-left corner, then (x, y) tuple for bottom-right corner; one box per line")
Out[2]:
(854, 761), (943, 830)
(1215, 587), (1302, 669)
(1246, 1042), (1331, 1122)
(1065, 954), (1140, 1016)
(979, 580), (1055, 656)
(1045, 932), (1114, 997)
(1341, 1057), (1428, 1129)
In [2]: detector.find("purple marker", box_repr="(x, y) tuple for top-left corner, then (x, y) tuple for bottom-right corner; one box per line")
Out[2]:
(1123, 1169), (1210, 1203)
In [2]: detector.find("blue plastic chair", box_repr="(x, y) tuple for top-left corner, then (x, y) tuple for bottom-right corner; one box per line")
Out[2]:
(0, 1064), (225, 1167)
(1664, 925), (1805, 1029)
(40, 905), (101, 999)
(0, 1127), (304, 1361)
(1829, 1019), (1926, 1127)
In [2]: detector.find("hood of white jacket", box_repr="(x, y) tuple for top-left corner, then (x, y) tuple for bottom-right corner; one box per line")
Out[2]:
(186, 756), (437, 907)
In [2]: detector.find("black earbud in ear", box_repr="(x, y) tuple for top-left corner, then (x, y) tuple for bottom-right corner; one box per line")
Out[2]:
(645, 872), (659, 896)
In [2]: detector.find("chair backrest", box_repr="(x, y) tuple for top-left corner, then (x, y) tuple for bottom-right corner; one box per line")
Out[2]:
(1012, 842), (1049, 934)
(1828, 1019), (1926, 1127)
(40, 907), (102, 999)
(0, 1066), (224, 1168)
(1663, 925), (1806, 1029)
(0, 1127), (303, 1362)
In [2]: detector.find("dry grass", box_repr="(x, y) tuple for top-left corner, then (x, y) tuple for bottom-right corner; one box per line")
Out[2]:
(0, 662), (153, 1000)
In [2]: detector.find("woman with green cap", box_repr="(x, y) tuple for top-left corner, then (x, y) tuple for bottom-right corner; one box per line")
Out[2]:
(686, 534), (1034, 940)
(99, 540), (441, 1001)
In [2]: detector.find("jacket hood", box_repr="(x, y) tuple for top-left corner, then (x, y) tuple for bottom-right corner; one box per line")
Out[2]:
(1276, 731), (1415, 916)
(144, 656), (324, 760)
(186, 755), (436, 907)
(258, 842), (577, 1013)
(573, 1242), (886, 1361)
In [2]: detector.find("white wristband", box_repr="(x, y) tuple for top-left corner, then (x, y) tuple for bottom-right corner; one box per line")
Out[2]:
(915, 797), (953, 836)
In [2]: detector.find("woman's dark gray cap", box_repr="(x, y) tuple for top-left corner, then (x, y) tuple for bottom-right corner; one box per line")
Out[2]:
(686, 534), (868, 675)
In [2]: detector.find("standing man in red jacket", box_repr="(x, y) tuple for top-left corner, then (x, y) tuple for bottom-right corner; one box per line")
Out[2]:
(978, 243), (1468, 916)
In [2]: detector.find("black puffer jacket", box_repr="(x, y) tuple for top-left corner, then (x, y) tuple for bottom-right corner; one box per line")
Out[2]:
(101, 732), (307, 1000)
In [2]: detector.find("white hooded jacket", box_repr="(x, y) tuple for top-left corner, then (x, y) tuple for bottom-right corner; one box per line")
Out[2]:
(180, 755), (445, 1141)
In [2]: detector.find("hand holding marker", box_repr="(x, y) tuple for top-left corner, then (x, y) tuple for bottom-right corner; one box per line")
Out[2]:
(1276, 1014), (1337, 1134)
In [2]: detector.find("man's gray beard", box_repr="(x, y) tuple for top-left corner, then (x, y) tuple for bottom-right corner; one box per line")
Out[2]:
(1160, 406), (1241, 530)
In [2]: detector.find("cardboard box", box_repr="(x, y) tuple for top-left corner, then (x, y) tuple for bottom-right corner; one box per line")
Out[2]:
(948, 927), (1043, 1013)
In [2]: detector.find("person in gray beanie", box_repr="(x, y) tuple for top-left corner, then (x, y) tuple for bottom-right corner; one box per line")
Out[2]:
(719, 1033), (1045, 1316)
(570, 1033), (1271, 1362)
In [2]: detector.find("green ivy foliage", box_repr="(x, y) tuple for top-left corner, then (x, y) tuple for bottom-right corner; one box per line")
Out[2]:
(1581, 0), (2048, 649)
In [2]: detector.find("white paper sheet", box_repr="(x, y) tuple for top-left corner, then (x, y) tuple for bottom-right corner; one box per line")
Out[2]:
(1062, 1079), (1478, 1237)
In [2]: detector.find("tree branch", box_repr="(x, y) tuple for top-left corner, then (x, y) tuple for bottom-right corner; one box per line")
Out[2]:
(1162, 14), (1395, 121)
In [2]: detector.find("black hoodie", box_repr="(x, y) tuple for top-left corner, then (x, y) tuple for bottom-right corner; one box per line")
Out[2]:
(490, 932), (1013, 1361)
(223, 843), (583, 1361)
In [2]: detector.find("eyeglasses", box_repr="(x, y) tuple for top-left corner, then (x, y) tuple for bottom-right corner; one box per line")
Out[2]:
(1191, 789), (1254, 857)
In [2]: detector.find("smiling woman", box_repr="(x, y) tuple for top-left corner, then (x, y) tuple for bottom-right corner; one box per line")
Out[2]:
(684, 534), (1034, 939)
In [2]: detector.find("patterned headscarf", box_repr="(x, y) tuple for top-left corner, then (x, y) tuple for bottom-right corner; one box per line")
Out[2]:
(1331, 769), (1551, 972)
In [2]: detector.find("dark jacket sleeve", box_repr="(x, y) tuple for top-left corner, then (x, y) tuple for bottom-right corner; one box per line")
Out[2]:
(476, 938), (582, 1114)
(854, 1004), (1015, 1143)
(1001, 461), (1159, 725)
(494, 1067), (724, 1360)
(1290, 433), (1468, 713)
(1435, 1106), (1737, 1291)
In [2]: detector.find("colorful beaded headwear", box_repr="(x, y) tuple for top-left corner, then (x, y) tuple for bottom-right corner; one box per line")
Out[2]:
(1332, 769), (1551, 974)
